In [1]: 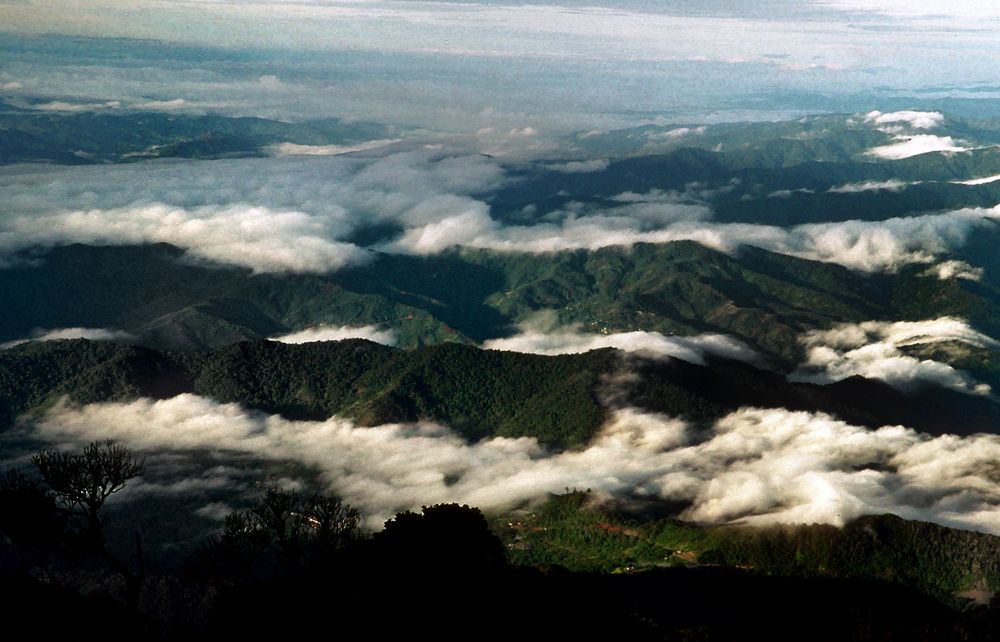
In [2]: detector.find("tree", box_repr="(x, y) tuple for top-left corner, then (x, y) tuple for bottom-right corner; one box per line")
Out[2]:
(32, 440), (144, 530)
(376, 503), (507, 573)
(31, 439), (146, 612)
(199, 487), (361, 581)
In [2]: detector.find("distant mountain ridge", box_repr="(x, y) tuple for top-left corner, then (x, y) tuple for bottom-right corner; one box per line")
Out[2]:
(0, 106), (397, 163)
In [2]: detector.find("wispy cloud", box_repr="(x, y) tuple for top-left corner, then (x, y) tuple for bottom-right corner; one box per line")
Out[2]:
(30, 395), (1000, 534)
(266, 139), (401, 157)
(483, 321), (759, 366)
(866, 110), (945, 130)
(790, 317), (998, 395)
(0, 327), (132, 349)
(32, 99), (121, 112)
(953, 174), (1000, 186)
(866, 135), (970, 160)
(3, 154), (1000, 273)
(131, 98), (189, 111)
(826, 179), (912, 193)
(270, 325), (398, 346)
(919, 260), (984, 281)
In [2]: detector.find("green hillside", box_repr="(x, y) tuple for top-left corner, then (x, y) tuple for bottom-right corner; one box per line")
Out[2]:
(6, 241), (1000, 368)
(4, 338), (1000, 447)
(504, 492), (1000, 605)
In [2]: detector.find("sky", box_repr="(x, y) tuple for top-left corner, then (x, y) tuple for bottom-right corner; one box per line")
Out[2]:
(3, 1), (1000, 133)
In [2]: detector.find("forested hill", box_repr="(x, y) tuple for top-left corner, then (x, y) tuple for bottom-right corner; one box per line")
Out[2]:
(4, 338), (1000, 448)
(6, 241), (1000, 365)
(503, 492), (1000, 607)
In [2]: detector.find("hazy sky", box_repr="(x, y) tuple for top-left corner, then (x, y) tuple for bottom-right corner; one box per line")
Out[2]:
(2, 1), (1000, 132)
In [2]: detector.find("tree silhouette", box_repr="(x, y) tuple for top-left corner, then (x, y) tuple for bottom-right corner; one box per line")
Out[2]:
(31, 439), (146, 612)
(199, 487), (361, 581)
(376, 503), (507, 574)
(32, 440), (144, 530)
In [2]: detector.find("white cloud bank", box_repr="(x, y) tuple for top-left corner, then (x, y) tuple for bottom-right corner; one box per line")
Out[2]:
(954, 174), (1000, 186)
(270, 324), (398, 346)
(132, 98), (189, 111)
(0, 151), (504, 273)
(265, 139), (401, 157)
(484, 326), (758, 366)
(826, 179), (912, 193)
(791, 318), (998, 395)
(867, 135), (969, 160)
(2, 153), (1000, 274)
(920, 260), (984, 282)
(388, 204), (1000, 273)
(1, 204), (371, 274)
(32, 100), (121, 112)
(543, 159), (610, 173)
(866, 110), (945, 130)
(0, 327), (133, 349)
(30, 395), (1000, 534)
(859, 110), (972, 160)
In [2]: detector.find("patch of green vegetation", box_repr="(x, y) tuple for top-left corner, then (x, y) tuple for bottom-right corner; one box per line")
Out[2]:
(6, 241), (1000, 368)
(5, 335), (1000, 446)
(502, 492), (1000, 604)
(0, 339), (619, 448)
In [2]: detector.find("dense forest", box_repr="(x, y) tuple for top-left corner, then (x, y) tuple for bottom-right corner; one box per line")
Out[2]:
(4, 338), (1000, 448)
(6, 240), (1000, 368)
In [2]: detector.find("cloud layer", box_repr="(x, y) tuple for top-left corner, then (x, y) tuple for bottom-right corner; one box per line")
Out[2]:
(270, 324), (398, 346)
(866, 135), (969, 160)
(920, 260), (984, 282)
(866, 110), (945, 130)
(826, 179), (912, 193)
(266, 139), (401, 157)
(484, 326), (759, 366)
(29, 395), (1000, 534)
(0, 327), (133, 349)
(2, 152), (1000, 274)
(791, 317), (998, 395)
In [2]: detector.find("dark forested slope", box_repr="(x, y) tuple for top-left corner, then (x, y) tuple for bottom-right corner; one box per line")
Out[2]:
(4, 338), (999, 448)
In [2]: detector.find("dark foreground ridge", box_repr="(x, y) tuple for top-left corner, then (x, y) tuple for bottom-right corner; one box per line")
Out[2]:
(4, 475), (1000, 642)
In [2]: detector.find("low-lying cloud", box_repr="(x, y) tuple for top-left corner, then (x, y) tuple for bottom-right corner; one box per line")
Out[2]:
(29, 395), (1000, 534)
(865, 110), (945, 130)
(866, 135), (969, 160)
(33, 99), (121, 112)
(1, 203), (372, 273)
(391, 205), (1000, 273)
(2, 152), (1000, 274)
(0, 151), (505, 272)
(920, 260), (984, 281)
(790, 317), (997, 395)
(954, 173), (1000, 186)
(0, 327), (133, 349)
(270, 324), (398, 346)
(826, 179), (912, 193)
(483, 325), (759, 366)
(265, 139), (401, 157)
(543, 159), (610, 173)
